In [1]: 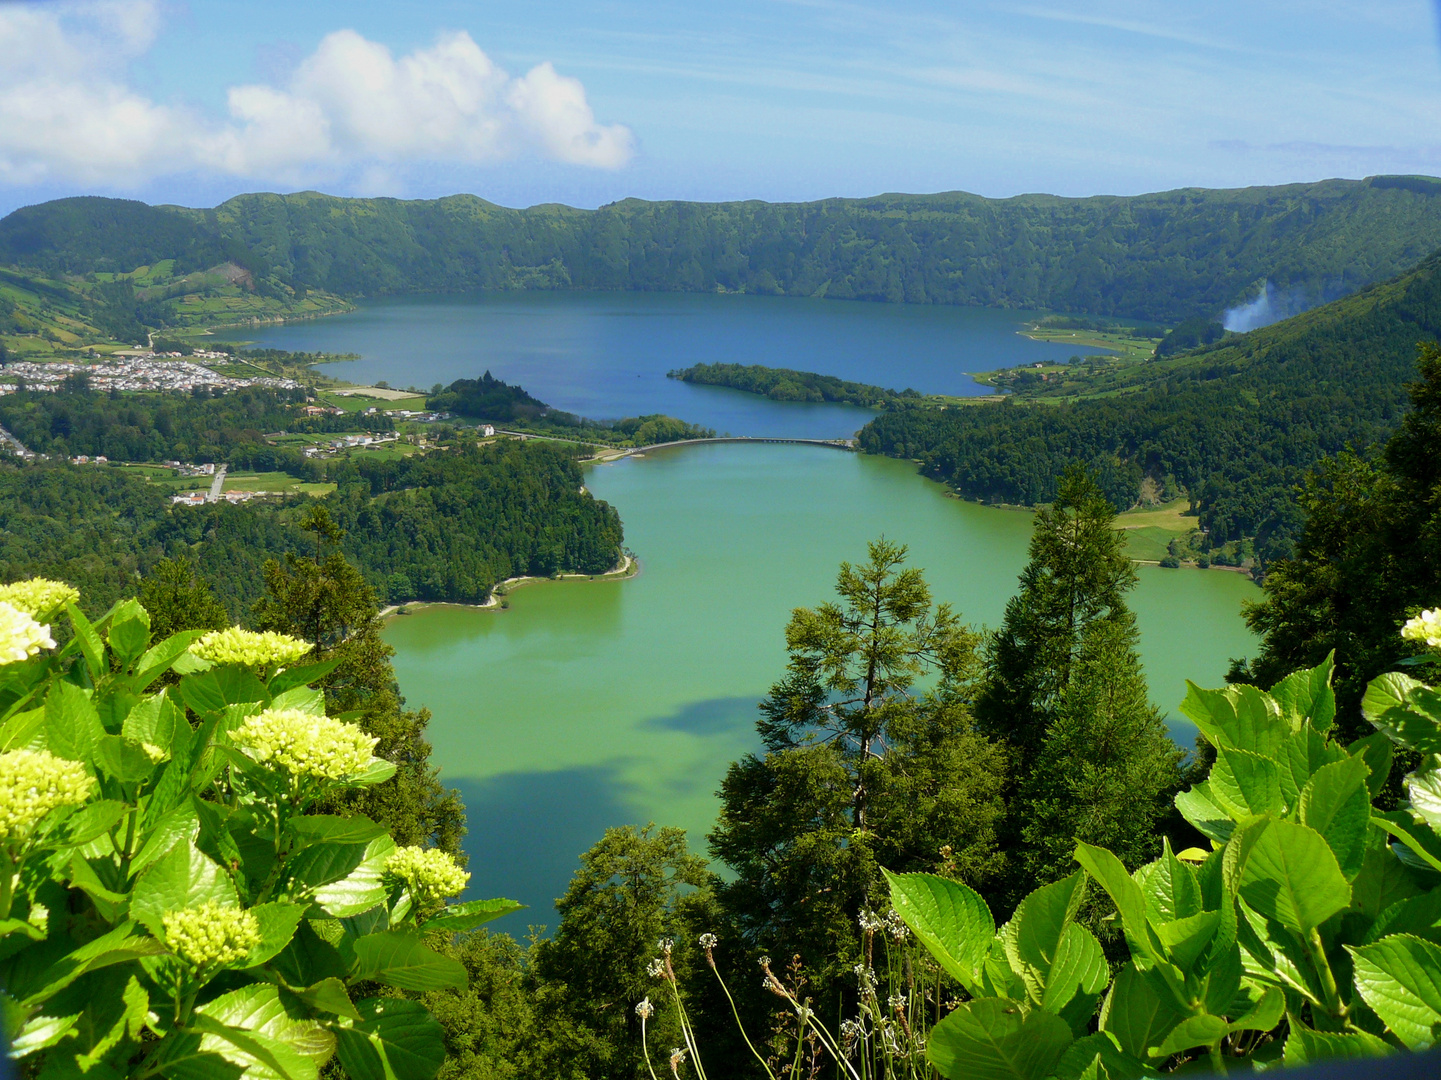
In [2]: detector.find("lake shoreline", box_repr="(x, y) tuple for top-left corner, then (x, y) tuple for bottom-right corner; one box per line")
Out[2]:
(378, 554), (637, 619)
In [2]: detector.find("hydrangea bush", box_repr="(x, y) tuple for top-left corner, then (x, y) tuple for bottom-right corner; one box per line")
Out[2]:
(882, 609), (1441, 1077)
(658, 610), (1441, 1077)
(0, 581), (520, 1080)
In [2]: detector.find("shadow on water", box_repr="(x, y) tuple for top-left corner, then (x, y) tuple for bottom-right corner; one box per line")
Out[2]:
(451, 767), (640, 927)
(639, 695), (760, 737)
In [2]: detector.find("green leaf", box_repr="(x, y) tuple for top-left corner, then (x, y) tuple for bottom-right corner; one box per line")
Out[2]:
(312, 836), (396, 918)
(44, 681), (104, 764)
(1053, 1033), (1154, 1080)
(0, 705), (46, 753)
(1042, 922), (1110, 1014)
(196, 983), (334, 1064)
(1179, 682), (1289, 758)
(1074, 843), (1158, 966)
(1210, 746), (1283, 818)
(183, 1015), (319, 1080)
(129, 630), (206, 690)
(1135, 841), (1202, 924)
(121, 691), (184, 749)
(132, 801), (199, 876)
(418, 897), (525, 934)
(334, 998), (446, 1080)
(926, 996), (1073, 1080)
(350, 933), (467, 991)
(1098, 964), (1189, 1060)
(268, 659), (341, 697)
(1234, 819), (1351, 935)
(1173, 785), (1233, 843)
(269, 921), (353, 989)
(11, 921), (166, 1007)
(1227, 985), (1284, 1033)
(1408, 764), (1441, 832)
(9, 1010), (80, 1057)
(1152, 1014), (1227, 1058)
(1270, 654), (1336, 731)
(1374, 811), (1441, 875)
(64, 603), (106, 681)
(1282, 1020), (1391, 1067)
(1363, 673), (1441, 754)
(1349, 731), (1395, 800)
(131, 841), (238, 936)
(94, 734), (160, 783)
(178, 667), (269, 718)
(1007, 872), (1089, 1006)
(294, 977), (360, 1021)
(1367, 891), (1441, 945)
(1348, 934), (1441, 1050)
(1152, 910), (1220, 972)
(59, 800), (126, 846)
(243, 903), (307, 968)
(286, 815), (388, 849)
(1299, 754), (1372, 880)
(106, 600), (151, 662)
(1353, 844), (1423, 923)
(338, 759), (398, 788)
(1279, 723), (1346, 809)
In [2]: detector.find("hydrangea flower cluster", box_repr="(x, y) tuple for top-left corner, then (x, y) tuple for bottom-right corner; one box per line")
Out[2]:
(162, 901), (261, 968)
(0, 749), (93, 839)
(386, 845), (471, 898)
(0, 578), (78, 621)
(1402, 608), (1441, 650)
(191, 627), (311, 668)
(231, 708), (378, 781)
(0, 602), (55, 665)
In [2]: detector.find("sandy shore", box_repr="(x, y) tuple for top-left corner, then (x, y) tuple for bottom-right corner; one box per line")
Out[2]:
(379, 554), (637, 619)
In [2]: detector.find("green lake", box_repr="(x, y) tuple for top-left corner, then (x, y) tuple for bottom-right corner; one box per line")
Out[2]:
(381, 443), (1259, 919)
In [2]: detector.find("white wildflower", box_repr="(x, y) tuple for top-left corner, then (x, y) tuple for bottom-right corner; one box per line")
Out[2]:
(795, 1004), (813, 1021)
(885, 908), (910, 942)
(191, 627), (311, 668)
(657, 936), (674, 955)
(386, 846), (470, 898)
(858, 908), (883, 933)
(698, 932), (718, 949)
(888, 994), (907, 1013)
(635, 997), (654, 1020)
(231, 708), (377, 781)
(0, 749), (92, 839)
(668, 1047), (686, 1076)
(0, 579), (77, 622)
(0, 602), (55, 665)
(1402, 608), (1441, 650)
(647, 958), (666, 978)
(162, 901), (261, 968)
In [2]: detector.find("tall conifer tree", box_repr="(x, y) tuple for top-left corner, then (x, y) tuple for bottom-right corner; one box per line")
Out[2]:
(978, 467), (1179, 890)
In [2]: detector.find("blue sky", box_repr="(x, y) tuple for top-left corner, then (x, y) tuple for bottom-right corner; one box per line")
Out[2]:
(1, 0), (1439, 214)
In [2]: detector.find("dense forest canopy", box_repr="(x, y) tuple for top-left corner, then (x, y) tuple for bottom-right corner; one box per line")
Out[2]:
(669, 362), (921, 408)
(4, 178), (1441, 324)
(0, 439), (623, 615)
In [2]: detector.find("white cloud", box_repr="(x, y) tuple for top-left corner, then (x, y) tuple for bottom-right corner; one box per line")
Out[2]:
(0, 2), (635, 187)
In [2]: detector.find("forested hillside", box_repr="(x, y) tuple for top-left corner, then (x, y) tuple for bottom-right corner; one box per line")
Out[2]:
(860, 249), (1441, 560)
(0, 440), (622, 614)
(183, 178), (1441, 322)
(2, 178), (1439, 327)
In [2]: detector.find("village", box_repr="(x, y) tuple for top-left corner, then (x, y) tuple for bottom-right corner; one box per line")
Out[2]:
(0, 353), (302, 395)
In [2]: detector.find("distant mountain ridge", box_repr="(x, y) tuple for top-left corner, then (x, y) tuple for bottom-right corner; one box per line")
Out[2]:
(4, 176), (1441, 324)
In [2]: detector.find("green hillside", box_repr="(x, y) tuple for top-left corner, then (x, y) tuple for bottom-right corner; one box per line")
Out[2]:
(3, 177), (1440, 331)
(859, 247), (1441, 560)
(174, 178), (1441, 322)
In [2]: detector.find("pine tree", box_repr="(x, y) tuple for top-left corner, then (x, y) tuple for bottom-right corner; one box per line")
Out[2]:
(137, 556), (230, 641)
(1015, 617), (1180, 883)
(976, 466), (1137, 754)
(709, 539), (1007, 986)
(978, 467), (1179, 893)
